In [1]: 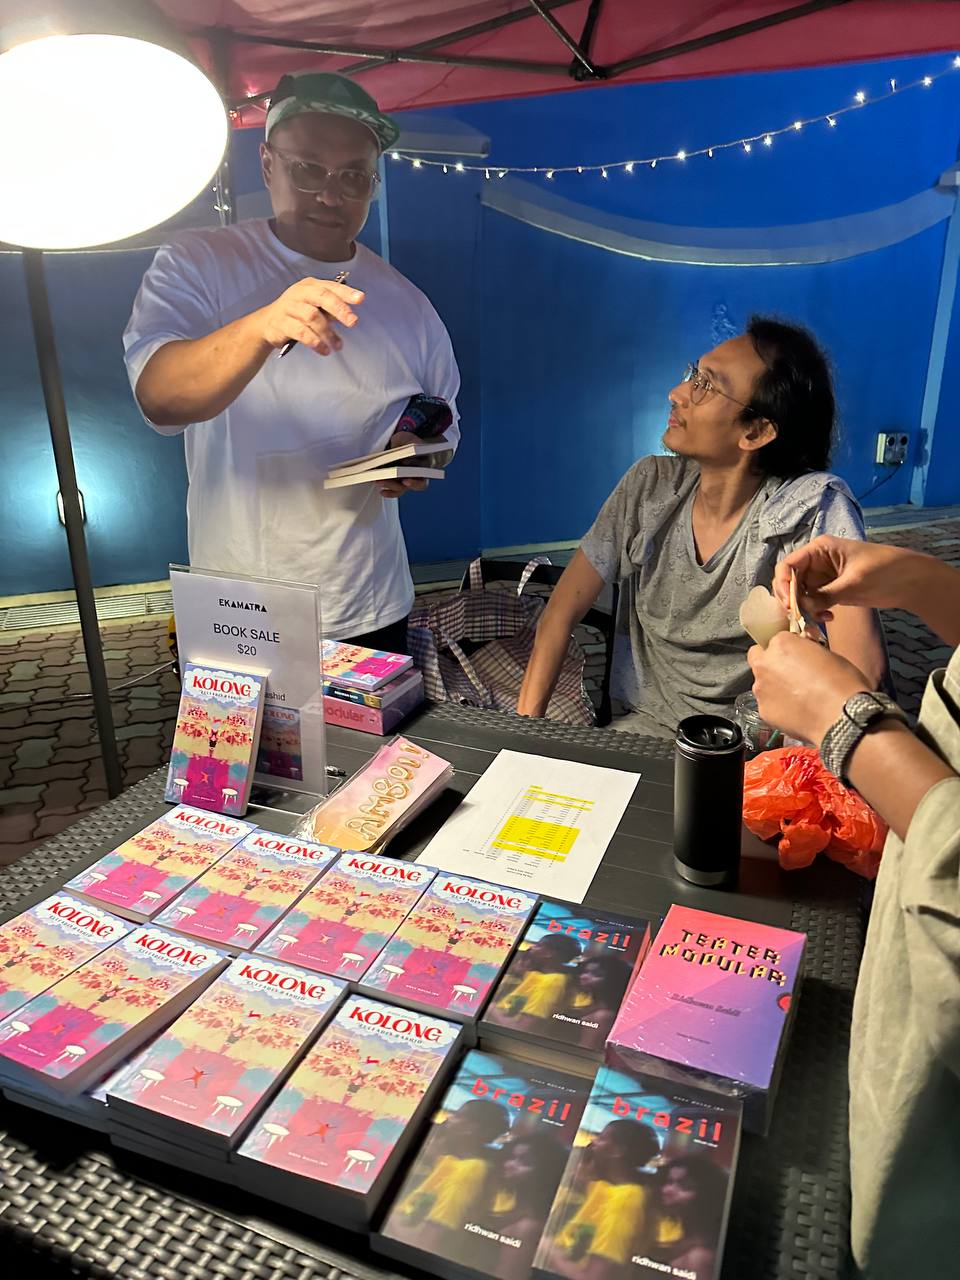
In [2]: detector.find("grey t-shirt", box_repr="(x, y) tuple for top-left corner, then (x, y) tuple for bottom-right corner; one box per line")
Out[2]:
(580, 456), (866, 736)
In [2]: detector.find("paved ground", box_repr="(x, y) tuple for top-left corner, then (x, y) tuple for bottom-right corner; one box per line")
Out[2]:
(1, 517), (958, 867)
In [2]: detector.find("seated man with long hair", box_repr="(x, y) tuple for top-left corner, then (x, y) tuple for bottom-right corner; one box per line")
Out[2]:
(518, 319), (886, 735)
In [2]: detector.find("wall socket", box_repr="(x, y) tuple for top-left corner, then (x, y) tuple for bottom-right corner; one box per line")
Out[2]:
(875, 432), (910, 466)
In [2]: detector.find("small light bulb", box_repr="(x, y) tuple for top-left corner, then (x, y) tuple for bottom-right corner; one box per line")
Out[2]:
(442, 165), (448, 174)
(391, 152), (400, 160)
(855, 90), (866, 103)
(455, 161), (464, 172)
(577, 166), (583, 174)
(743, 141), (752, 153)
(923, 75), (933, 86)
(889, 78), (897, 90)
(498, 170), (506, 178)
(546, 169), (554, 179)
(484, 168), (490, 179)
(651, 159), (657, 169)
(677, 149), (686, 161)
(827, 116), (837, 127)
(793, 120), (803, 130)
(763, 134), (773, 147)
(707, 148), (714, 158)
(954, 57), (960, 69)
(625, 162), (634, 173)
(412, 158), (422, 168)
(601, 168), (608, 178)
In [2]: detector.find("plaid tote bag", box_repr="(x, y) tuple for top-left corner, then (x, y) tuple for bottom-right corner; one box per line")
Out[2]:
(408, 557), (594, 726)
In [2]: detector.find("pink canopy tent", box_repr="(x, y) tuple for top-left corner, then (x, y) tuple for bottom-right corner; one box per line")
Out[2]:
(155, 1), (960, 121)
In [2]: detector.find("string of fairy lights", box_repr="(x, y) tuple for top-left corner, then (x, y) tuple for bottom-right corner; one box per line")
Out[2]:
(373, 58), (960, 180)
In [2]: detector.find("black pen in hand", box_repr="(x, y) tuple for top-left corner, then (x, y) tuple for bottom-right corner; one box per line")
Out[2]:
(278, 270), (351, 359)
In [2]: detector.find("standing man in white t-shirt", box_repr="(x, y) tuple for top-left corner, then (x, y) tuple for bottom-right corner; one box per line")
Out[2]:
(124, 72), (460, 652)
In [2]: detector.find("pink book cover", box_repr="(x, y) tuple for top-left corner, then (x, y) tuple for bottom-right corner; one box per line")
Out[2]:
(322, 694), (415, 736)
(0, 895), (130, 1020)
(0, 927), (226, 1090)
(321, 640), (413, 690)
(236, 994), (460, 1193)
(607, 905), (806, 1093)
(256, 854), (436, 980)
(153, 831), (338, 952)
(107, 957), (346, 1144)
(296, 737), (452, 852)
(164, 663), (266, 816)
(362, 875), (538, 1020)
(65, 807), (255, 920)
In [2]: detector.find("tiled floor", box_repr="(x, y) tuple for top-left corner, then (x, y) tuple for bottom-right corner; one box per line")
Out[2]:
(1, 517), (958, 868)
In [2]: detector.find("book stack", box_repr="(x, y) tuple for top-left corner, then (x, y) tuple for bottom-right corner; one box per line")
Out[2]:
(0, 926), (227, 1096)
(0, 893), (130, 1019)
(321, 640), (424, 735)
(255, 853), (436, 982)
(359, 874), (538, 1036)
(480, 901), (657, 1075)
(164, 663), (267, 817)
(106, 957), (346, 1159)
(606, 905), (806, 1135)
(376, 1048), (591, 1280)
(295, 737), (453, 852)
(322, 438), (449, 490)
(153, 830), (338, 953)
(534, 1062), (742, 1280)
(233, 993), (462, 1227)
(65, 806), (256, 922)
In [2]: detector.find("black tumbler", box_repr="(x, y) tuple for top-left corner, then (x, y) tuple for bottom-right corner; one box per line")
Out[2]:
(674, 714), (745, 886)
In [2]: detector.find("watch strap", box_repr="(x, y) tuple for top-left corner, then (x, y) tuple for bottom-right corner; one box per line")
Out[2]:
(820, 691), (908, 786)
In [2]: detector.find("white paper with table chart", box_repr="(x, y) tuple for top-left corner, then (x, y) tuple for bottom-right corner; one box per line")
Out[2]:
(416, 749), (641, 902)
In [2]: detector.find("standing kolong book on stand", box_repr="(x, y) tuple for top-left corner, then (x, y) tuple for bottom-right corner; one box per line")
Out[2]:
(255, 853), (436, 981)
(233, 993), (462, 1227)
(106, 956), (346, 1153)
(294, 737), (453, 853)
(606, 905), (806, 1135)
(0, 894), (130, 1020)
(376, 1049), (591, 1280)
(65, 806), (256, 922)
(359, 875), (538, 1032)
(153, 831), (338, 953)
(164, 663), (267, 816)
(480, 901), (657, 1074)
(534, 1062), (742, 1280)
(0, 926), (227, 1095)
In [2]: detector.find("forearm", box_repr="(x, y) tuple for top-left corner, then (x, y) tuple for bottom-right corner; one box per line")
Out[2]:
(824, 607), (887, 691)
(517, 607), (577, 717)
(900, 556), (960, 646)
(135, 308), (272, 427)
(840, 721), (955, 842)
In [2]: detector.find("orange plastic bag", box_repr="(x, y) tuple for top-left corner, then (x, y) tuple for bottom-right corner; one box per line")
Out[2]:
(742, 746), (887, 878)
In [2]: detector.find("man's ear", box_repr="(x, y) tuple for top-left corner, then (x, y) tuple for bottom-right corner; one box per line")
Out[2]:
(260, 142), (273, 188)
(739, 417), (778, 453)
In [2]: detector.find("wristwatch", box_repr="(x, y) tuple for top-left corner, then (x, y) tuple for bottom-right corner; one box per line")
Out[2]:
(820, 690), (909, 786)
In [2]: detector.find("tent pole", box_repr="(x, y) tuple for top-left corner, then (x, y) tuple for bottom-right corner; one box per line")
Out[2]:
(526, 0), (604, 78)
(22, 250), (123, 800)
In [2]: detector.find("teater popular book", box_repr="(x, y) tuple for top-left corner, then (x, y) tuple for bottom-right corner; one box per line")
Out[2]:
(606, 905), (806, 1134)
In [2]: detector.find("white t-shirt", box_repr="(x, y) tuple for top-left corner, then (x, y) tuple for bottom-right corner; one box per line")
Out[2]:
(123, 218), (460, 636)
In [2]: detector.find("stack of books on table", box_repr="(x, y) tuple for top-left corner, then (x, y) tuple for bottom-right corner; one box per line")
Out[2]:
(321, 639), (424, 734)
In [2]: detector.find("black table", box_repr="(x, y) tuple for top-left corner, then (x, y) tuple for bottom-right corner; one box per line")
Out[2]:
(0, 704), (864, 1280)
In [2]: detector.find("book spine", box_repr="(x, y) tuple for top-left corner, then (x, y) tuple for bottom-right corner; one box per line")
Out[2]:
(323, 697), (413, 735)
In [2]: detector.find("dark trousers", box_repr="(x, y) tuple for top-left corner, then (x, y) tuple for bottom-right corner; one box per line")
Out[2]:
(340, 616), (409, 656)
